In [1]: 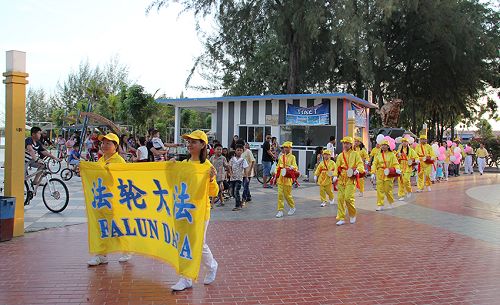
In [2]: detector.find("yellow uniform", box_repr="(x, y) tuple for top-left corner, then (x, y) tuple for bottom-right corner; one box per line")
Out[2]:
(396, 146), (418, 197)
(183, 159), (219, 221)
(276, 152), (298, 211)
(354, 147), (369, 193)
(416, 143), (436, 190)
(372, 150), (400, 206)
(476, 148), (488, 158)
(370, 147), (381, 159)
(97, 152), (125, 165)
(334, 150), (364, 221)
(314, 159), (336, 203)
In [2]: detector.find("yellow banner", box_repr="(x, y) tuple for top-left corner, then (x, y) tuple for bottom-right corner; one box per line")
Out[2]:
(80, 161), (212, 280)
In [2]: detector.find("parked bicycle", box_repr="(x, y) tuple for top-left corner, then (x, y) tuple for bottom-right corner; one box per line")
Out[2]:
(25, 164), (69, 213)
(44, 155), (62, 174)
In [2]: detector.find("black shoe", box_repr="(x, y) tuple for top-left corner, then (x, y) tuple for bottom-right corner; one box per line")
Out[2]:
(232, 207), (241, 211)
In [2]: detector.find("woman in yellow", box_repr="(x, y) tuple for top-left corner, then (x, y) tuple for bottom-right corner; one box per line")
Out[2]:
(171, 130), (220, 291)
(416, 135), (436, 192)
(314, 149), (336, 207)
(87, 133), (131, 266)
(275, 141), (298, 218)
(354, 137), (369, 197)
(333, 136), (364, 225)
(396, 138), (417, 200)
(371, 140), (401, 210)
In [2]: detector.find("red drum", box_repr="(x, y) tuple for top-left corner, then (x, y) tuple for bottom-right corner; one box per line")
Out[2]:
(281, 168), (300, 178)
(327, 170), (334, 177)
(424, 157), (434, 164)
(384, 167), (400, 178)
(347, 168), (365, 178)
(407, 159), (418, 166)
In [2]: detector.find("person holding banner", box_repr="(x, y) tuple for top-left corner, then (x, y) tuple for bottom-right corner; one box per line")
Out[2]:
(371, 139), (401, 210)
(87, 133), (133, 266)
(333, 137), (364, 225)
(416, 135), (436, 192)
(314, 149), (336, 207)
(396, 138), (418, 200)
(171, 130), (220, 291)
(354, 137), (369, 197)
(275, 141), (298, 218)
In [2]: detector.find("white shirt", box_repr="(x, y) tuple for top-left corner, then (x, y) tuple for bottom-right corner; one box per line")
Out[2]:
(137, 146), (148, 160)
(152, 137), (166, 150)
(326, 142), (336, 156)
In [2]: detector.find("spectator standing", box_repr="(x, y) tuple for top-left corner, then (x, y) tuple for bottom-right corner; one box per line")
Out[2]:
(228, 144), (248, 211)
(241, 142), (256, 203)
(326, 136), (336, 156)
(261, 135), (274, 188)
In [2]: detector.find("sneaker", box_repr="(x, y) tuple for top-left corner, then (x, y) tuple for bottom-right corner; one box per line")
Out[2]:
(118, 254), (132, 262)
(87, 255), (108, 266)
(320, 202), (327, 207)
(171, 278), (193, 291)
(329, 199), (335, 205)
(406, 193), (412, 199)
(204, 260), (218, 285)
(398, 197), (405, 201)
(358, 193), (364, 197)
(336, 219), (345, 226)
(387, 204), (394, 209)
(427, 186), (432, 192)
(287, 208), (296, 216)
(350, 217), (356, 224)
(416, 189), (423, 193)
(232, 207), (241, 211)
(275, 210), (284, 218)
(376, 206), (384, 211)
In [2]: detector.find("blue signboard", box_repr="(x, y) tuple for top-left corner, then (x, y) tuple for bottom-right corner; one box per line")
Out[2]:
(286, 103), (330, 125)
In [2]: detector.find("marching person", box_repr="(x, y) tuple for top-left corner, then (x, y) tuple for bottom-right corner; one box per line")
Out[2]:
(314, 149), (336, 207)
(415, 135), (436, 192)
(275, 142), (298, 218)
(476, 143), (489, 175)
(396, 138), (417, 200)
(371, 139), (401, 210)
(171, 130), (219, 291)
(87, 133), (133, 266)
(354, 137), (369, 197)
(333, 136), (364, 226)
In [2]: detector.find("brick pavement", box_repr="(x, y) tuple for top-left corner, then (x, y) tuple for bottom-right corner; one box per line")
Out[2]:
(1, 170), (500, 304)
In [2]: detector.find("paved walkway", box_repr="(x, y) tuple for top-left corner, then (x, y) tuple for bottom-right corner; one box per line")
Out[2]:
(1, 172), (500, 304)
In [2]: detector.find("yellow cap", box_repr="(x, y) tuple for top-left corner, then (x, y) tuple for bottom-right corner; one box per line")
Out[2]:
(354, 136), (362, 142)
(98, 133), (120, 144)
(380, 139), (389, 146)
(322, 149), (332, 155)
(282, 141), (293, 148)
(419, 134), (427, 140)
(340, 136), (354, 144)
(454, 137), (461, 142)
(401, 137), (409, 143)
(182, 130), (208, 144)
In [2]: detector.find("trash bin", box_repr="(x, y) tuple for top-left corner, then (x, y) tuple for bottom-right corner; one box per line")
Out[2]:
(0, 196), (16, 242)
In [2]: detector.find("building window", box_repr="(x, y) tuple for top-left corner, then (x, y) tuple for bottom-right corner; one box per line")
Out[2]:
(239, 126), (271, 143)
(280, 126), (336, 147)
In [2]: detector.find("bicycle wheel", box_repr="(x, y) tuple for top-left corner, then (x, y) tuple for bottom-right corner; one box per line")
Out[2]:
(256, 165), (264, 184)
(24, 181), (34, 206)
(60, 168), (73, 181)
(42, 178), (69, 213)
(47, 159), (61, 174)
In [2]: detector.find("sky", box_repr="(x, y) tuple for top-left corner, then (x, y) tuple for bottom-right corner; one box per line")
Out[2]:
(0, 0), (208, 109)
(0, 0), (499, 130)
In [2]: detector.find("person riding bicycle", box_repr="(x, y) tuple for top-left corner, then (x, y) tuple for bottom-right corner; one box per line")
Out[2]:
(25, 127), (60, 185)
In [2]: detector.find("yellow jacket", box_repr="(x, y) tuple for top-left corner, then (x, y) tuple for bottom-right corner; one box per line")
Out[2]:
(445, 147), (454, 163)
(334, 150), (364, 186)
(97, 152), (125, 165)
(314, 159), (337, 186)
(396, 146), (418, 173)
(184, 159), (219, 221)
(415, 143), (436, 167)
(355, 147), (369, 162)
(476, 148), (488, 158)
(372, 150), (401, 181)
(370, 147), (381, 158)
(276, 153), (298, 186)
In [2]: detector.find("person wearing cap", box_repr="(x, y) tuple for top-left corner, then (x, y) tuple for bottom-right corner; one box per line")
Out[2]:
(314, 149), (337, 207)
(275, 141), (298, 218)
(87, 133), (133, 266)
(333, 136), (364, 225)
(171, 130), (219, 291)
(396, 138), (418, 200)
(354, 137), (369, 197)
(416, 135), (436, 192)
(371, 139), (401, 210)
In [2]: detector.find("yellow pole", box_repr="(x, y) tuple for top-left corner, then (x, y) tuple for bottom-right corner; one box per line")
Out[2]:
(3, 50), (28, 237)
(347, 110), (356, 138)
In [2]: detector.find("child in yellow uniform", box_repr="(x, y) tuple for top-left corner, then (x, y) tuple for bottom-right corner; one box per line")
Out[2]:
(415, 135), (436, 192)
(396, 138), (418, 200)
(333, 137), (364, 226)
(354, 137), (369, 197)
(371, 140), (401, 210)
(314, 150), (336, 207)
(275, 141), (298, 218)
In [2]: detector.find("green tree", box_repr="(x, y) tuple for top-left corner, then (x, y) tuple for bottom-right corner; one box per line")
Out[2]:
(26, 88), (50, 122)
(121, 85), (159, 133)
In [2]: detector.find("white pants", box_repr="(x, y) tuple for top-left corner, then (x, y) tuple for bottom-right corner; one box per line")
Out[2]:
(464, 155), (473, 174)
(477, 157), (486, 174)
(182, 220), (217, 283)
(443, 163), (449, 179)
